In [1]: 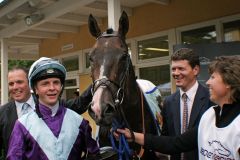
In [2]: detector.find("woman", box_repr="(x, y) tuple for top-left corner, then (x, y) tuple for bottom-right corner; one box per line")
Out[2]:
(115, 55), (240, 160)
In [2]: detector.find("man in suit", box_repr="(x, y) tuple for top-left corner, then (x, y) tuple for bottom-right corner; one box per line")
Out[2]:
(161, 48), (212, 160)
(0, 67), (34, 158)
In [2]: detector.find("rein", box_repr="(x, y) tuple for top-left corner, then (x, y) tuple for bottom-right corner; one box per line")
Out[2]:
(135, 90), (145, 158)
(91, 30), (146, 159)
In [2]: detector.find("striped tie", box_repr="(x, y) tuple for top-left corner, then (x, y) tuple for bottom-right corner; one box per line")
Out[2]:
(181, 93), (188, 160)
(21, 103), (30, 116)
(182, 93), (188, 133)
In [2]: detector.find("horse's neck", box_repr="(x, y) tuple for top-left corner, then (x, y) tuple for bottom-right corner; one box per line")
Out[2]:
(123, 79), (144, 129)
(124, 79), (157, 135)
(125, 77), (140, 104)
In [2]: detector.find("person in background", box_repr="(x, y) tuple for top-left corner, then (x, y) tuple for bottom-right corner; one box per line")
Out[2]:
(0, 66), (93, 159)
(161, 48), (212, 160)
(115, 55), (240, 160)
(0, 67), (35, 159)
(7, 57), (99, 159)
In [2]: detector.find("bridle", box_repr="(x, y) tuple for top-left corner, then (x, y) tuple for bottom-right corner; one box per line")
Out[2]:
(91, 30), (146, 159)
(91, 29), (131, 111)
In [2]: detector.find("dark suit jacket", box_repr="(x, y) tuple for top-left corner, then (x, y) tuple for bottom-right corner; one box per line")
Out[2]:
(161, 83), (212, 160)
(0, 101), (18, 157)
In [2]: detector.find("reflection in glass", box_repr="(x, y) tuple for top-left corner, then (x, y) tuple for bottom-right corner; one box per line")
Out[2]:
(223, 20), (240, 42)
(181, 26), (216, 44)
(138, 36), (169, 60)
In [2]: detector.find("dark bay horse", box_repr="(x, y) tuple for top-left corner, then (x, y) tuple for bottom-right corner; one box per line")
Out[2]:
(88, 11), (162, 160)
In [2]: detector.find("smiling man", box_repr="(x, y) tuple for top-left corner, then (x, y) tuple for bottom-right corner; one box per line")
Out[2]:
(161, 48), (213, 160)
(0, 67), (35, 158)
(7, 57), (99, 160)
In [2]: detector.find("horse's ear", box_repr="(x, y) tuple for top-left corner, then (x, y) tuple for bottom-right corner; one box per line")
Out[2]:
(118, 11), (129, 39)
(88, 14), (101, 38)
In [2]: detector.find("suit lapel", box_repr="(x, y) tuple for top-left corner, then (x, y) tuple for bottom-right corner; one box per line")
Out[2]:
(6, 102), (18, 138)
(173, 92), (181, 135)
(189, 84), (207, 127)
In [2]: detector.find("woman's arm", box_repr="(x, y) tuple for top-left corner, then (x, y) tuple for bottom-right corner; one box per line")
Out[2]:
(115, 127), (198, 154)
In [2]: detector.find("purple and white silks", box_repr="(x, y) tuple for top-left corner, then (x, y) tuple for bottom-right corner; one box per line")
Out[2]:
(7, 103), (99, 160)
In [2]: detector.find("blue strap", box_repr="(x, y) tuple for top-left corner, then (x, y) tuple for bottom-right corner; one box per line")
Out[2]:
(145, 86), (159, 94)
(110, 119), (133, 160)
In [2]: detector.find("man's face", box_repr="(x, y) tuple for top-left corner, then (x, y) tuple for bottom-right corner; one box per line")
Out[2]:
(8, 69), (31, 103)
(35, 77), (62, 107)
(171, 60), (199, 92)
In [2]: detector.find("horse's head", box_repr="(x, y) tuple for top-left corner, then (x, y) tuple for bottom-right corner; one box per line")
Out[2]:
(88, 11), (132, 126)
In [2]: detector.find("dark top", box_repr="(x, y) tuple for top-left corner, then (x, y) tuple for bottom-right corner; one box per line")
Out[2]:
(161, 84), (212, 160)
(0, 101), (18, 159)
(144, 103), (240, 154)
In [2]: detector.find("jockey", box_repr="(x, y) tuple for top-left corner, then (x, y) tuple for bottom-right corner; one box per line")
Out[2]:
(7, 57), (99, 160)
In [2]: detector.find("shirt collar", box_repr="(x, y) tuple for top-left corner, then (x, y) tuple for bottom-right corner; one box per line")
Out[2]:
(39, 101), (60, 117)
(15, 95), (35, 110)
(180, 81), (199, 101)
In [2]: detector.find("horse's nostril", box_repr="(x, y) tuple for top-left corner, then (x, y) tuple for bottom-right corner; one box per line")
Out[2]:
(104, 104), (115, 115)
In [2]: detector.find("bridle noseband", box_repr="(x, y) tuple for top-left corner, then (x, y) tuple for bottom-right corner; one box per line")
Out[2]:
(91, 30), (144, 159)
(91, 29), (131, 110)
(91, 77), (125, 107)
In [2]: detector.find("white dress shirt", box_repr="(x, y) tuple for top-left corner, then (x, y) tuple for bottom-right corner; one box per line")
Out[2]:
(15, 95), (35, 118)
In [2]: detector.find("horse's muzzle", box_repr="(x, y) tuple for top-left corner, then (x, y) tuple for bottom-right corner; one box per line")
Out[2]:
(88, 102), (116, 126)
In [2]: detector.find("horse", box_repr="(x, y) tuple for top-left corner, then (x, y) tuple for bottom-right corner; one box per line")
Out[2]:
(87, 11), (164, 160)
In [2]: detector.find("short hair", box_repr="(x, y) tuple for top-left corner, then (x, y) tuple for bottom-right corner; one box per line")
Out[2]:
(208, 55), (240, 103)
(171, 48), (200, 68)
(8, 66), (29, 79)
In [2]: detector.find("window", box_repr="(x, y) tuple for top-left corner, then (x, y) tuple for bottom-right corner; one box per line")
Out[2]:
(139, 65), (171, 98)
(181, 26), (216, 44)
(64, 76), (79, 100)
(65, 79), (77, 87)
(85, 52), (90, 69)
(137, 36), (169, 60)
(62, 56), (79, 72)
(223, 20), (240, 42)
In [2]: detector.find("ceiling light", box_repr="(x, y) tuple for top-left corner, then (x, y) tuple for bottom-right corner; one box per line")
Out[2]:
(24, 13), (44, 26)
(145, 48), (169, 52)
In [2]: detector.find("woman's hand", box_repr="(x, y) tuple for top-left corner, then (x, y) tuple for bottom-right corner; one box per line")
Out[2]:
(113, 128), (133, 142)
(113, 128), (144, 145)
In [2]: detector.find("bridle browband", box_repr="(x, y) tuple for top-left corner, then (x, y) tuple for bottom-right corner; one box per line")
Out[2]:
(91, 29), (131, 108)
(91, 30), (134, 127)
(91, 30), (146, 159)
